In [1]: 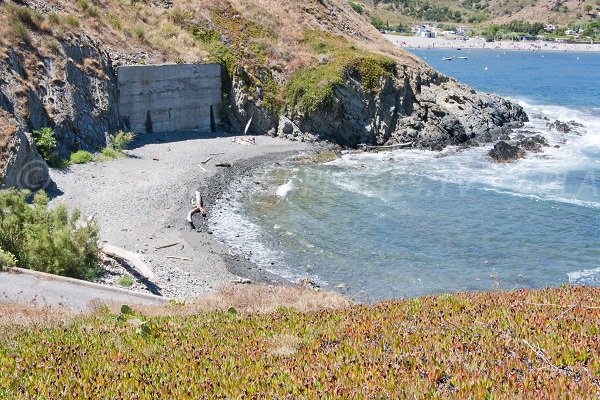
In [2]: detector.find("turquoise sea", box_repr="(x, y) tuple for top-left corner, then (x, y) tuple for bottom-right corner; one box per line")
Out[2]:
(211, 49), (600, 301)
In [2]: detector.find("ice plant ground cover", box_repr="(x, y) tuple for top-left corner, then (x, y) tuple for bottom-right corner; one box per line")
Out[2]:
(0, 286), (597, 398)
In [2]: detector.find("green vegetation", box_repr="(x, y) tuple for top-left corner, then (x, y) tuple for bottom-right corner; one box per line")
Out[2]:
(64, 15), (80, 28)
(364, 0), (596, 29)
(348, 1), (365, 14)
(0, 190), (100, 280)
(467, 19), (600, 41)
(100, 147), (120, 159)
(32, 127), (57, 164)
(117, 275), (135, 287)
(285, 32), (396, 113)
(68, 150), (95, 165)
(110, 130), (135, 152)
(0, 287), (597, 397)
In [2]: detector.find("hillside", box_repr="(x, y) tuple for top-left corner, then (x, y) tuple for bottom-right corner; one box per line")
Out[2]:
(0, 0), (526, 189)
(0, 286), (598, 397)
(361, 0), (599, 27)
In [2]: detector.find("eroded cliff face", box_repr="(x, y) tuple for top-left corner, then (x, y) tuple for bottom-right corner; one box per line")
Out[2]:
(252, 65), (527, 149)
(1, 35), (119, 156)
(0, 33), (119, 188)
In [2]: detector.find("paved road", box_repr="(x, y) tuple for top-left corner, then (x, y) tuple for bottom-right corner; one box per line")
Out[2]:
(0, 270), (167, 312)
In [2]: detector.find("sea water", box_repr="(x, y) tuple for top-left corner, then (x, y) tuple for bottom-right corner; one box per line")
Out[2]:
(211, 49), (600, 301)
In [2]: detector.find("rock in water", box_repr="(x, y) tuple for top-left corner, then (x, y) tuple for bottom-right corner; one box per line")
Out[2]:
(548, 120), (572, 133)
(488, 141), (525, 163)
(517, 135), (549, 152)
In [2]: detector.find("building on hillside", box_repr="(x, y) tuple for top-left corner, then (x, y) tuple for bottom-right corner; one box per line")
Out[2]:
(456, 25), (471, 36)
(516, 35), (537, 41)
(544, 24), (556, 32)
(412, 25), (437, 38)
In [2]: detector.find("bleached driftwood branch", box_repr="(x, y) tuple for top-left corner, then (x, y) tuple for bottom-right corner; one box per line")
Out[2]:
(101, 244), (155, 280)
(187, 191), (207, 229)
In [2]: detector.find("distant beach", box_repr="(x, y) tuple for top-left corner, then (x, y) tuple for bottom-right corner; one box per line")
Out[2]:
(385, 34), (600, 53)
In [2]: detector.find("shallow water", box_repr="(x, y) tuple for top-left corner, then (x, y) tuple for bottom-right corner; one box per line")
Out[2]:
(211, 49), (600, 301)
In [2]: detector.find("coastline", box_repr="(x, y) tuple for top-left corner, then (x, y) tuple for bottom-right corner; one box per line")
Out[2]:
(385, 33), (600, 52)
(48, 132), (309, 299)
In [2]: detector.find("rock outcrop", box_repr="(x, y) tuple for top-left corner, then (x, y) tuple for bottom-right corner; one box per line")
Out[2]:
(1, 110), (49, 189)
(488, 141), (526, 163)
(0, 34), (119, 159)
(234, 65), (528, 150)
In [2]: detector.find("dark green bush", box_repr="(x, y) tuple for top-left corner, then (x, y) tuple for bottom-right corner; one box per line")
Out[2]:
(0, 190), (100, 280)
(32, 127), (57, 163)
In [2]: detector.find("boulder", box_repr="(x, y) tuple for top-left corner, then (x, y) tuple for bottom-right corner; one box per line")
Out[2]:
(548, 120), (572, 133)
(2, 127), (50, 190)
(517, 134), (549, 152)
(487, 141), (525, 163)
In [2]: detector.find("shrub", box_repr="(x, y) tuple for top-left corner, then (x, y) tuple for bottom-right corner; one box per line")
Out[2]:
(348, 1), (365, 14)
(11, 22), (31, 45)
(0, 248), (17, 269)
(78, 0), (89, 11)
(48, 13), (60, 26)
(100, 147), (121, 159)
(0, 190), (100, 280)
(64, 15), (80, 27)
(68, 150), (95, 164)
(13, 6), (45, 31)
(134, 26), (145, 40)
(32, 127), (57, 163)
(106, 14), (122, 30)
(118, 275), (134, 287)
(110, 131), (136, 152)
(86, 7), (100, 18)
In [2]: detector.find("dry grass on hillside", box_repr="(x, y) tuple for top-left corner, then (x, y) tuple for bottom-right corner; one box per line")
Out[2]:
(0, 0), (419, 72)
(97, 284), (354, 318)
(0, 284), (352, 327)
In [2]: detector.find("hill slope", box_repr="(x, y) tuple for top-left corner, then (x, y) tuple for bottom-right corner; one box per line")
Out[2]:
(362, 0), (598, 26)
(0, 286), (598, 397)
(0, 0), (525, 188)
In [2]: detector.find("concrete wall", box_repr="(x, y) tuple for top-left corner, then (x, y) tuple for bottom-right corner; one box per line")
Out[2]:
(117, 64), (221, 134)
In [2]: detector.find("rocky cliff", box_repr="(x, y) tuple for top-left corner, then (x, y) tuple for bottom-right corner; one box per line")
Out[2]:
(256, 64), (526, 149)
(0, 0), (527, 189)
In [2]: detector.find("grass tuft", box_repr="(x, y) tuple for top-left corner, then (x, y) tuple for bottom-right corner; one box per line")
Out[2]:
(68, 150), (95, 164)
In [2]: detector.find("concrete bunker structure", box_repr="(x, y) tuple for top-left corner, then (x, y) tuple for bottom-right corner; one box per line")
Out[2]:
(117, 64), (222, 134)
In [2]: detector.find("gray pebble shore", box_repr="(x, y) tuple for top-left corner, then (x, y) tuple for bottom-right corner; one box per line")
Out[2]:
(49, 132), (310, 299)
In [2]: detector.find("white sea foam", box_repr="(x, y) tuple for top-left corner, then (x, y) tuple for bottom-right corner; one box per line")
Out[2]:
(332, 100), (600, 209)
(276, 180), (294, 197)
(568, 267), (600, 285)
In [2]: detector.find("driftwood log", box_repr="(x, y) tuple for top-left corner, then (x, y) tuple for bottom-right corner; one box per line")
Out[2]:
(187, 191), (207, 229)
(101, 244), (155, 280)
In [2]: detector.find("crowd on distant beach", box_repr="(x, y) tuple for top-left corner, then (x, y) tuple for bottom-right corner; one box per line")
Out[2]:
(385, 34), (600, 53)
